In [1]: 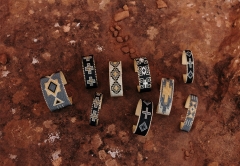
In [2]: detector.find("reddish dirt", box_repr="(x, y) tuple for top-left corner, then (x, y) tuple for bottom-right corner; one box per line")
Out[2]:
(0, 0), (240, 165)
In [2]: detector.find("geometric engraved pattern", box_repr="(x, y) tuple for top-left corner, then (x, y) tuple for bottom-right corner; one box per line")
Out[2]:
(110, 61), (120, 67)
(90, 92), (103, 126)
(158, 78), (174, 115)
(48, 82), (57, 93)
(139, 122), (148, 132)
(90, 110), (98, 122)
(93, 97), (101, 108)
(135, 57), (151, 92)
(44, 76), (64, 107)
(184, 50), (194, 83)
(85, 63), (94, 74)
(188, 70), (193, 79)
(87, 76), (96, 86)
(111, 82), (121, 94)
(82, 55), (98, 88)
(142, 107), (151, 119)
(110, 68), (120, 81)
(182, 95), (198, 131)
(162, 81), (173, 104)
(109, 61), (122, 96)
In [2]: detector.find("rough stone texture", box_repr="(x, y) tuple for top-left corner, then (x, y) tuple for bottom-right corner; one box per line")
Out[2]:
(156, 0), (167, 8)
(116, 37), (123, 43)
(121, 46), (130, 53)
(113, 31), (118, 37)
(0, 1), (240, 165)
(123, 5), (129, 11)
(98, 150), (107, 160)
(115, 25), (121, 31)
(106, 124), (116, 135)
(105, 159), (118, 166)
(114, 11), (129, 21)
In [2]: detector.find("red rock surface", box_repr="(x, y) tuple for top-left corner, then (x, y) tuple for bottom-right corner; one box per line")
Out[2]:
(0, 0), (240, 165)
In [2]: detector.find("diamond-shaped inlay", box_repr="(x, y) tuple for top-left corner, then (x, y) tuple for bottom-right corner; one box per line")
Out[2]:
(111, 82), (121, 94)
(110, 68), (120, 81)
(188, 70), (193, 79)
(48, 82), (57, 93)
(139, 122), (148, 132)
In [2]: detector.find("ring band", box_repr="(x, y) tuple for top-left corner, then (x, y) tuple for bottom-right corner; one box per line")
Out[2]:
(40, 71), (72, 111)
(109, 61), (123, 97)
(134, 57), (152, 92)
(156, 78), (174, 115)
(133, 99), (153, 136)
(180, 94), (198, 132)
(182, 50), (194, 83)
(82, 55), (98, 88)
(90, 92), (103, 126)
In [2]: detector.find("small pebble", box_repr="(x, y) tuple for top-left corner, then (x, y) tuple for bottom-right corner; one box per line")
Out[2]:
(115, 25), (121, 31)
(109, 26), (115, 32)
(123, 5), (129, 11)
(114, 11), (129, 21)
(130, 48), (136, 54)
(121, 46), (130, 53)
(116, 37), (124, 43)
(113, 31), (118, 37)
(185, 151), (190, 157)
(124, 35), (129, 41)
(208, 162), (219, 166)
(0, 54), (7, 65)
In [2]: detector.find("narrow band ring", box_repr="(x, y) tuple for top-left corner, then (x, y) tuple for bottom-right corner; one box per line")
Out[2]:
(156, 78), (174, 115)
(134, 57), (152, 92)
(133, 99), (153, 136)
(109, 61), (123, 97)
(40, 71), (72, 111)
(82, 55), (98, 88)
(180, 94), (198, 132)
(182, 50), (194, 83)
(89, 92), (103, 126)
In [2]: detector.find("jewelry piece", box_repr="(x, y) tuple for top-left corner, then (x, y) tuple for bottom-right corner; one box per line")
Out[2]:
(156, 78), (174, 115)
(90, 92), (103, 126)
(180, 94), (198, 132)
(82, 55), (98, 88)
(109, 61), (123, 97)
(182, 50), (194, 83)
(40, 71), (72, 111)
(133, 99), (153, 136)
(134, 57), (151, 92)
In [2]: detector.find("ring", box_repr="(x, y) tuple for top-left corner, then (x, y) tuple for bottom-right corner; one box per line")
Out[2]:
(82, 55), (98, 88)
(180, 94), (198, 132)
(40, 71), (72, 111)
(182, 50), (194, 83)
(109, 61), (123, 97)
(134, 57), (152, 92)
(90, 92), (103, 126)
(133, 99), (153, 136)
(156, 78), (174, 115)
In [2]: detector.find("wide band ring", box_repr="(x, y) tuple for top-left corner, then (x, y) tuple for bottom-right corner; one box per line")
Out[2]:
(89, 92), (103, 126)
(82, 55), (98, 88)
(109, 61), (123, 97)
(40, 71), (72, 111)
(182, 50), (194, 83)
(133, 99), (153, 136)
(180, 94), (198, 132)
(156, 78), (174, 115)
(134, 57), (152, 92)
